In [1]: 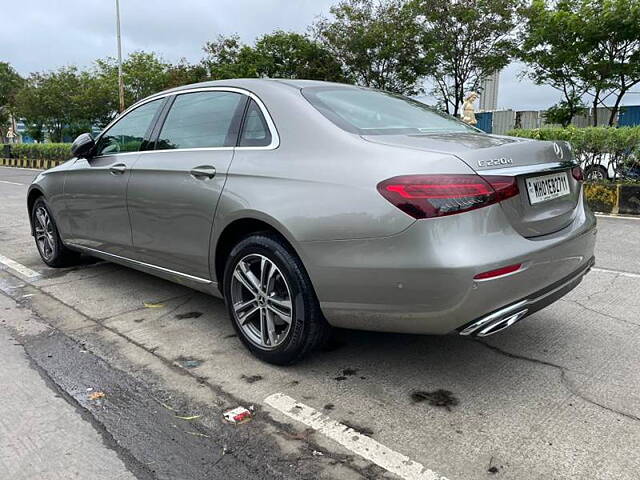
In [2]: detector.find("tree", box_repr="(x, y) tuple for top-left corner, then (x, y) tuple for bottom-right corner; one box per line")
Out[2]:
(202, 31), (348, 82)
(586, 0), (640, 125)
(252, 31), (347, 81)
(410, 0), (520, 116)
(95, 51), (173, 108)
(166, 58), (209, 88)
(202, 34), (259, 79)
(544, 95), (587, 127)
(520, 0), (640, 126)
(15, 67), (87, 142)
(313, 0), (425, 94)
(0, 62), (23, 140)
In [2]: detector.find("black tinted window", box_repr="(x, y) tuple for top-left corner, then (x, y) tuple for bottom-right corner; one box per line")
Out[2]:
(96, 99), (162, 155)
(156, 91), (243, 149)
(239, 100), (272, 147)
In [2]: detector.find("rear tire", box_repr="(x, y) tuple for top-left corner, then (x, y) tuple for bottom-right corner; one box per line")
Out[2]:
(223, 232), (330, 365)
(31, 197), (80, 267)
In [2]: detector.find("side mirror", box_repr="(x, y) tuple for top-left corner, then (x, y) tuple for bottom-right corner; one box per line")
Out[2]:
(71, 133), (95, 159)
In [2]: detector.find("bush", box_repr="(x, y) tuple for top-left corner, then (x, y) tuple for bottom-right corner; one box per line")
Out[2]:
(584, 182), (617, 213)
(506, 126), (640, 180)
(1, 143), (72, 161)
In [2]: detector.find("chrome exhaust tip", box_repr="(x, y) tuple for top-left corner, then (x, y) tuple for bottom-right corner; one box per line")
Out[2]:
(475, 309), (529, 337)
(459, 300), (529, 337)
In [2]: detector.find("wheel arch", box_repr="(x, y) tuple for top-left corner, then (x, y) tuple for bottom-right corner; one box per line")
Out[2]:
(213, 215), (302, 293)
(27, 186), (45, 236)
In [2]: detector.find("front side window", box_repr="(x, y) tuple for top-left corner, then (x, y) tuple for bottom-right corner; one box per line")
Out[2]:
(156, 91), (244, 150)
(239, 100), (272, 147)
(96, 99), (163, 155)
(302, 87), (477, 135)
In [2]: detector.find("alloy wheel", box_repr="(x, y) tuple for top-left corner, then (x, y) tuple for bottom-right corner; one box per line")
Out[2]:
(34, 206), (56, 261)
(230, 253), (293, 350)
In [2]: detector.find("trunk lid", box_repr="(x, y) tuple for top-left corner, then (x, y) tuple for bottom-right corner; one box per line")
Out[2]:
(362, 132), (580, 237)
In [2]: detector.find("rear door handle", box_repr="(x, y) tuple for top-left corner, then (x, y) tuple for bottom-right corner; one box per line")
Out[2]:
(110, 163), (126, 175)
(190, 165), (216, 179)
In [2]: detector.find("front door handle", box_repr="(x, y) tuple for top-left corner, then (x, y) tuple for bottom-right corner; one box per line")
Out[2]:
(110, 163), (126, 175)
(190, 165), (216, 179)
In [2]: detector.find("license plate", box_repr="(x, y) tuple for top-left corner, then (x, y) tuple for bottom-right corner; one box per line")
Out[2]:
(525, 172), (570, 205)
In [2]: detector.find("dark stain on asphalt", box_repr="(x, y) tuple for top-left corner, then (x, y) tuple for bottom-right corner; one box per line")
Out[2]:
(174, 356), (203, 369)
(323, 403), (335, 411)
(334, 376), (347, 381)
(175, 311), (203, 320)
(133, 318), (144, 323)
(341, 420), (374, 437)
(411, 389), (459, 411)
(241, 374), (263, 384)
(223, 333), (237, 338)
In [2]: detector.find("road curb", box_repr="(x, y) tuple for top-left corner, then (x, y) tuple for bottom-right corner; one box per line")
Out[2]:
(0, 157), (63, 170)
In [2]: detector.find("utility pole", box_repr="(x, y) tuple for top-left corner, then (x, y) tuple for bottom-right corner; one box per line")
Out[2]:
(115, 0), (125, 113)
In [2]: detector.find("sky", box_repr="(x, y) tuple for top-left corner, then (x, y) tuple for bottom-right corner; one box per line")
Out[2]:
(0, 0), (574, 110)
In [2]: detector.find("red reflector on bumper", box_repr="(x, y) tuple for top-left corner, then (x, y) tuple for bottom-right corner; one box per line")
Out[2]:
(474, 263), (522, 280)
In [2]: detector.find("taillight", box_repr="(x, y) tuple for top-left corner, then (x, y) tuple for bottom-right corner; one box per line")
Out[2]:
(377, 174), (519, 219)
(571, 166), (584, 182)
(473, 263), (522, 280)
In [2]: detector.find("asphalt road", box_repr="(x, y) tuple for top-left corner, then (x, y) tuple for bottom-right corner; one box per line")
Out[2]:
(0, 165), (639, 480)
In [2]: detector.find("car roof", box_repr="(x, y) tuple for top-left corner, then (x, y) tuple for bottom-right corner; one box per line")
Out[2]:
(149, 78), (356, 98)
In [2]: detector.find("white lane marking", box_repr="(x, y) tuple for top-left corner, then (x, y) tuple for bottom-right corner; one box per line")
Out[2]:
(0, 180), (25, 186)
(0, 254), (40, 279)
(593, 267), (640, 279)
(595, 213), (640, 221)
(264, 393), (448, 480)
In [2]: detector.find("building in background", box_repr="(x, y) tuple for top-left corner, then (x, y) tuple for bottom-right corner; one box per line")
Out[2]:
(479, 71), (500, 112)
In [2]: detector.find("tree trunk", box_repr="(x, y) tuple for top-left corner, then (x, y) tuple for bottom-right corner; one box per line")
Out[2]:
(609, 89), (626, 126)
(592, 91), (599, 127)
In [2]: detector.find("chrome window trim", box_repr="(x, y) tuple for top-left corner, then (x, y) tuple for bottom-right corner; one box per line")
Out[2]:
(68, 244), (212, 285)
(93, 86), (280, 159)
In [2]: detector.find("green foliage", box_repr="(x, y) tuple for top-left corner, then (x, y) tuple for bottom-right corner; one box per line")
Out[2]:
(507, 126), (640, 178)
(543, 94), (587, 127)
(4, 143), (72, 161)
(313, 0), (423, 94)
(519, 0), (640, 126)
(252, 31), (347, 82)
(409, 0), (521, 115)
(202, 31), (348, 83)
(0, 62), (24, 138)
(15, 66), (94, 143)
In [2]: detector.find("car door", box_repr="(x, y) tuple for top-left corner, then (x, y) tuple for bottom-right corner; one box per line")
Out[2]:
(126, 89), (247, 279)
(64, 98), (165, 256)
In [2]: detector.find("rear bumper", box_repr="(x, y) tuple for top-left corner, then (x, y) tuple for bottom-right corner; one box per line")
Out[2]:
(458, 256), (594, 336)
(298, 196), (597, 335)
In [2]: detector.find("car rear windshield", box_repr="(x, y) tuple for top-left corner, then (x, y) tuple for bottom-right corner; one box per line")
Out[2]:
(302, 86), (477, 136)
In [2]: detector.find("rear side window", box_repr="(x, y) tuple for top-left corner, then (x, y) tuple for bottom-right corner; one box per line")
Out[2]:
(239, 100), (272, 147)
(156, 91), (244, 149)
(96, 98), (163, 155)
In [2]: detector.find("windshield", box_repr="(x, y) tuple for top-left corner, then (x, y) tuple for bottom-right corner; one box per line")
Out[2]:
(302, 86), (477, 136)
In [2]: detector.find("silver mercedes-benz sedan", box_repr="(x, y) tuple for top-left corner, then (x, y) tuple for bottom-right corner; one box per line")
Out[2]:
(27, 79), (596, 364)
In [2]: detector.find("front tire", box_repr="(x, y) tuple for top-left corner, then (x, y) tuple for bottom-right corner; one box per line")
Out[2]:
(223, 233), (329, 365)
(32, 197), (80, 267)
